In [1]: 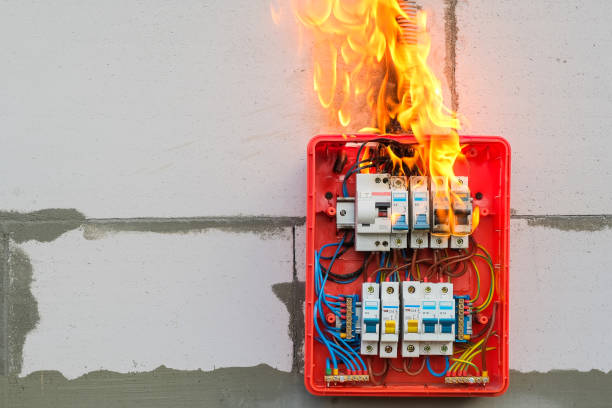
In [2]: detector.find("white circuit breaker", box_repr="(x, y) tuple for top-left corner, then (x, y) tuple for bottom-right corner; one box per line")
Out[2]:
(430, 176), (450, 249)
(390, 176), (409, 249)
(400, 281), (422, 357)
(355, 174), (392, 251)
(400, 281), (454, 357)
(360, 282), (380, 355)
(450, 176), (472, 249)
(409, 176), (429, 249)
(379, 282), (400, 358)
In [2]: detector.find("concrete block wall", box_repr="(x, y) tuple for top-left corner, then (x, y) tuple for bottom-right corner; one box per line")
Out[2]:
(0, 0), (610, 406)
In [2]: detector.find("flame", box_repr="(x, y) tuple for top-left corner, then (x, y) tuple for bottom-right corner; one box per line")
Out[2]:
(293, 0), (476, 235)
(471, 206), (480, 233)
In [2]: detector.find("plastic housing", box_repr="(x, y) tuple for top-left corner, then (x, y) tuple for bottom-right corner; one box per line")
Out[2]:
(305, 134), (511, 397)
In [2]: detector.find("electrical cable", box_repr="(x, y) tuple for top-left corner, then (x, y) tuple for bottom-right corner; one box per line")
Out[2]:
(426, 356), (449, 377)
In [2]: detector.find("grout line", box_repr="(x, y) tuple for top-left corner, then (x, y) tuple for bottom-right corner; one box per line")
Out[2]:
(290, 226), (301, 373)
(0, 234), (9, 375)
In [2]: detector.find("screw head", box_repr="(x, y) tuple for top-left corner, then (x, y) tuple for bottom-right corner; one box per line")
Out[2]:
(384, 345), (392, 353)
(382, 241), (388, 247)
(395, 179), (402, 186)
(325, 191), (333, 199)
(386, 286), (394, 294)
(408, 285), (415, 294)
(367, 286), (374, 294)
(366, 345), (373, 352)
(441, 286), (448, 294)
(457, 238), (464, 245)
(375, 241), (380, 246)
(396, 238), (402, 245)
(416, 238), (423, 245)
(375, 177), (381, 183)
(425, 286), (431, 293)
(339, 209), (346, 216)
(424, 345), (431, 352)
(407, 344), (415, 352)
(382, 178), (389, 184)
(441, 345), (448, 352)
(436, 238), (442, 244)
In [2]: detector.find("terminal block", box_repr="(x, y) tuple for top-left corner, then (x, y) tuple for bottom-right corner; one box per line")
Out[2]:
(355, 174), (392, 251)
(360, 283), (380, 355)
(450, 176), (472, 249)
(390, 176), (409, 249)
(409, 176), (429, 249)
(430, 176), (450, 249)
(379, 282), (400, 358)
(454, 295), (473, 342)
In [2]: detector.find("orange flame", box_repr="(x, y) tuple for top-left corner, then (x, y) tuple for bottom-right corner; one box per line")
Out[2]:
(293, 0), (471, 235)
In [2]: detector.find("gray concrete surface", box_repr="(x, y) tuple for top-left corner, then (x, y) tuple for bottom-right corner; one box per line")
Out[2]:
(0, 0), (611, 406)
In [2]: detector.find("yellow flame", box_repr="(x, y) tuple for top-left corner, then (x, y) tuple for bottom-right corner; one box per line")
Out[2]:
(471, 206), (480, 233)
(293, 0), (472, 234)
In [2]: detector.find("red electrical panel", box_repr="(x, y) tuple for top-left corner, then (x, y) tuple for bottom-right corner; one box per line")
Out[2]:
(305, 134), (510, 396)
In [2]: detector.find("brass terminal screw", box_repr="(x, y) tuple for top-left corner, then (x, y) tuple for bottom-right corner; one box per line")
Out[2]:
(457, 238), (464, 245)
(407, 344), (415, 352)
(408, 285), (416, 294)
(424, 345), (431, 352)
(375, 177), (381, 183)
(441, 286), (448, 294)
(386, 286), (394, 294)
(385, 345), (392, 353)
(367, 286), (375, 294)
(416, 238), (423, 245)
(366, 345), (373, 352)
(425, 286), (431, 293)
(441, 345), (448, 352)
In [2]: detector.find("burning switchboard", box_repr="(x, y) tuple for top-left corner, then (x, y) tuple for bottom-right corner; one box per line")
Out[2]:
(305, 135), (510, 397)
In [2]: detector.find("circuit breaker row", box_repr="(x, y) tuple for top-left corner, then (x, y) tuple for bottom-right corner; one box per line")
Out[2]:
(359, 282), (456, 358)
(336, 174), (473, 251)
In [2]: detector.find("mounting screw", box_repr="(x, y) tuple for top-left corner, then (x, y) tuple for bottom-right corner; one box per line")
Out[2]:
(457, 238), (464, 245)
(386, 286), (394, 294)
(375, 241), (380, 246)
(441, 286), (448, 294)
(475, 192), (483, 200)
(382, 241), (388, 247)
(441, 345), (448, 352)
(375, 177), (381, 183)
(382, 178), (389, 184)
(366, 345), (373, 352)
(325, 191), (333, 200)
(416, 238), (423, 245)
(458, 178), (464, 184)
(408, 285), (415, 294)
(436, 238), (442, 244)
(395, 179), (402, 186)
(396, 238), (402, 245)
(425, 286), (431, 293)
(424, 345), (431, 352)
(407, 344), (415, 352)
(367, 286), (375, 294)
(340, 209), (346, 216)
(384, 345), (392, 353)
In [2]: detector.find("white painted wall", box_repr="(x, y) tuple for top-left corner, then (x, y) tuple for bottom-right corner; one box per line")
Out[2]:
(2, 0), (611, 378)
(20, 228), (294, 378)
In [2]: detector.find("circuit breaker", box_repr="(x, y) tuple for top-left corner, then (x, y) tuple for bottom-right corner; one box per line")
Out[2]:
(409, 176), (429, 249)
(355, 174), (392, 251)
(379, 281), (400, 358)
(450, 176), (472, 249)
(360, 282), (380, 355)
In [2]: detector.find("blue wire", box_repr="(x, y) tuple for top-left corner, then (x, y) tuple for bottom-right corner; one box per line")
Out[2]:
(426, 356), (450, 377)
